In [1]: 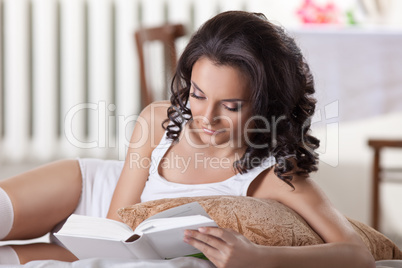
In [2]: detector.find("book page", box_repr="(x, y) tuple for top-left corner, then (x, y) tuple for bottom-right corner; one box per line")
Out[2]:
(134, 215), (215, 234)
(145, 202), (210, 221)
(134, 202), (211, 233)
(144, 217), (218, 259)
(55, 234), (137, 259)
(55, 203), (217, 260)
(56, 214), (133, 240)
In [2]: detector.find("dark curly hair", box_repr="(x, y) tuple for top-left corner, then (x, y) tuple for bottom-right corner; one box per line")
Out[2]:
(163, 11), (320, 187)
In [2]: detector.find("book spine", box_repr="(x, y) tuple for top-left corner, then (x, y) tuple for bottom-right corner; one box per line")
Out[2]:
(124, 234), (161, 259)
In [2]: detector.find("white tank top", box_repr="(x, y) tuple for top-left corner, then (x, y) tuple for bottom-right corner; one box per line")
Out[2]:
(140, 127), (276, 203)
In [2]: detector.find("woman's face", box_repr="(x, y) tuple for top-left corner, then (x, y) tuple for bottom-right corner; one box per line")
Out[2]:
(189, 57), (253, 149)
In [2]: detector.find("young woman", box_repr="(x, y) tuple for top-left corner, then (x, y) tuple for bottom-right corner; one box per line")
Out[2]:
(0, 11), (375, 267)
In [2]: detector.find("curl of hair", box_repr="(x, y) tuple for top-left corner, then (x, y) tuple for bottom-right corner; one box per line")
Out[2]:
(163, 11), (320, 187)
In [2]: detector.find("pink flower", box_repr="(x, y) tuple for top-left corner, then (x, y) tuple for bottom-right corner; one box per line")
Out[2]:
(296, 0), (340, 24)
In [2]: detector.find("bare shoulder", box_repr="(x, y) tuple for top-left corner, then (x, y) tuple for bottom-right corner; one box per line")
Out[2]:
(135, 100), (171, 147)
(249, 168), (333, 220)
(139, 100), (170, 123)
(249, 167), (326, 203)
(143, 100), (171, 115)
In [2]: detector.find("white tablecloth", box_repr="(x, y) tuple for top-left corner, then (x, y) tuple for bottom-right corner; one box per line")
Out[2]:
(292, 27), (402, 122)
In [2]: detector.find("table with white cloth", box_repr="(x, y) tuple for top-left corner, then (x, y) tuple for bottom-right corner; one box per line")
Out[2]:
(291, 27), (402, 122)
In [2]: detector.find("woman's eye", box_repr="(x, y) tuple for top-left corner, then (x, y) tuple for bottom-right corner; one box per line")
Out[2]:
(223, 105), (241, 112)
(190, 92), (205, 100)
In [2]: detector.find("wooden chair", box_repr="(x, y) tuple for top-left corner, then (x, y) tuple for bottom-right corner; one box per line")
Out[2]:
(368, 139), (402, 230)
(135, 23), (186, 109)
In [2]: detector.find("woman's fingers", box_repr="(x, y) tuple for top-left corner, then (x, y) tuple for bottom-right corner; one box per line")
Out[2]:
(184, 227), (240, 259)
(184, 228), (225, 250)
(199, 227), (238, 244)
(184, 227), (259, 268)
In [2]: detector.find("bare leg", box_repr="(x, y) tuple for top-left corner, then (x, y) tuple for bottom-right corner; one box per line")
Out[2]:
(10, 243), (78, 264)
(0, 160), (82, 240)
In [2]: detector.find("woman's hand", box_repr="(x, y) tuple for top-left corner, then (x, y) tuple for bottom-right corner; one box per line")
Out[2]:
(183, 227), (264, 268)
(184, 226), (375, 268)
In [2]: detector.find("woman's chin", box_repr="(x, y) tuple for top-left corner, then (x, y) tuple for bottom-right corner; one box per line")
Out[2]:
(199, 133), (236, 148)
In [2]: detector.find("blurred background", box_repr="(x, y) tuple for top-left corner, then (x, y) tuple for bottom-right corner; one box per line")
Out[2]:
(0, 0), (401, 246)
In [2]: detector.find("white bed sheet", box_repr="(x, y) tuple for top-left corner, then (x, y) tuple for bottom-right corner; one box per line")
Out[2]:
(1, 259), (402, 267)
(0, 257), (215, 268)
(376, 260), (402, 268)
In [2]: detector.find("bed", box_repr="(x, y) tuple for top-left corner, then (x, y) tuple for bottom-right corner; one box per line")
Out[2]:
(1, 196), (402, 267)
(0, 258), (399, 268)
(2, 257), (214, 268)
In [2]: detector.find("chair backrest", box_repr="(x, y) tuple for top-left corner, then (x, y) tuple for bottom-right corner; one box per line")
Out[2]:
(135, 23), (186, 109)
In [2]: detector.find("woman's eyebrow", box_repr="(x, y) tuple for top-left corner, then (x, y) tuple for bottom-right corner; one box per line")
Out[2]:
(191, 81), (246, 103)
(191, 81), (205, 94)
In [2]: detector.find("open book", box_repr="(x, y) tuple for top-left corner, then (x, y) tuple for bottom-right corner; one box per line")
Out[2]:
(54, 202), (217, 260)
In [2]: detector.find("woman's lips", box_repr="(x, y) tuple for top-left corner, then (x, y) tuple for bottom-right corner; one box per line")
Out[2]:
(202, 127), (222, 135)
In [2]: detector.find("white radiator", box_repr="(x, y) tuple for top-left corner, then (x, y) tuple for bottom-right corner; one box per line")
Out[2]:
(0, 0), (298, 164)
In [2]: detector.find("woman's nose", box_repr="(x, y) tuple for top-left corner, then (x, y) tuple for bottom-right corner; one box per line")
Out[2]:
(202, 104), (219, 125)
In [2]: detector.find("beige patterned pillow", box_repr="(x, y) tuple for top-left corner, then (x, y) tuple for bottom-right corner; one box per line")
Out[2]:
(118, 195), (402, 260)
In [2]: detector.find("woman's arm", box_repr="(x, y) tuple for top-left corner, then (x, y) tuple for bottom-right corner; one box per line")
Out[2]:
(184, 169), (376, 268)
(106, 101), (169, 221)
(184, 227), (373, 268)
(253, 169), (372, 250)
